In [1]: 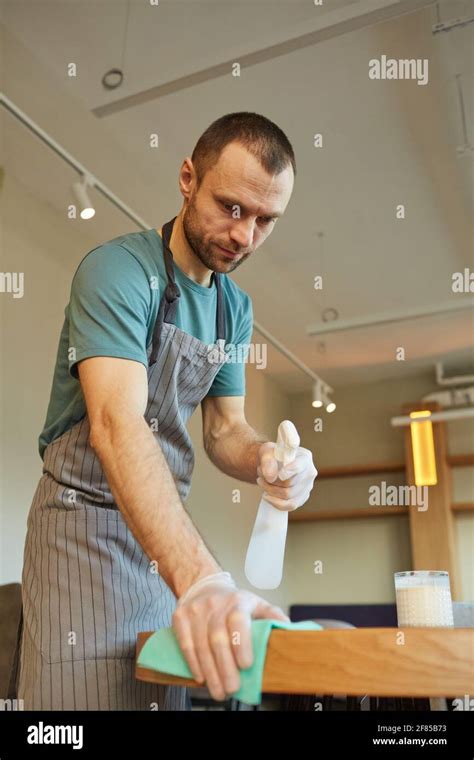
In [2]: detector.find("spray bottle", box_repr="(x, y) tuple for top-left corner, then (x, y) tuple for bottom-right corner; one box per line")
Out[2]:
(244, 420), (300, 590)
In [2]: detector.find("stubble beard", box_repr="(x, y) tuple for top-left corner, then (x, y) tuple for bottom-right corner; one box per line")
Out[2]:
(182, 198), (251, 274)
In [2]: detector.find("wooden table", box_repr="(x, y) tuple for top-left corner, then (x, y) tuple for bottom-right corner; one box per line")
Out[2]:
(136, 627), (474, 697)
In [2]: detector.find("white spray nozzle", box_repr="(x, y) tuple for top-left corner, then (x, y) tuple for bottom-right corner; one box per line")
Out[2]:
(274, 420), (300, 467)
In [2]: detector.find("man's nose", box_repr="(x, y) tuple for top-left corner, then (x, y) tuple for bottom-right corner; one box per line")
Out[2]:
(229, 219), (255, 250)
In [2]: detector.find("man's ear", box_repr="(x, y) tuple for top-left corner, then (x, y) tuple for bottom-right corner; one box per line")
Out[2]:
(178, 157), (195, 200)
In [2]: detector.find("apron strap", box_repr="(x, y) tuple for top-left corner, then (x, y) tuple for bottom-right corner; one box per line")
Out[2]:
(160, 217), (181, 325)
(214, 271), (226, 343)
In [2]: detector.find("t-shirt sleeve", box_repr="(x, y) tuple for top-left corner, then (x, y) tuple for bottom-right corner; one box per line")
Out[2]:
(206, 292), (253, 397)
(68, 244), (152, 379)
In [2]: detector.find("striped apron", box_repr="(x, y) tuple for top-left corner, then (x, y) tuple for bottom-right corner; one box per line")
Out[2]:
(16, 217), (228, 710)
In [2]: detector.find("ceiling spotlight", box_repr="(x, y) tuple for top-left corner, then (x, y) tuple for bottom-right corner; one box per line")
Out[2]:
(321, 391), (336, 413)
(312, 380), (323, 408)
(72, 176), (96, 220)
(312, 379), (336, 412)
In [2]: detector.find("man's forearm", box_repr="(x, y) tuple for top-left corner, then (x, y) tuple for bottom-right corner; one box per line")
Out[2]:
(204, 421), (267, 482)
(91, 414), (221, 598)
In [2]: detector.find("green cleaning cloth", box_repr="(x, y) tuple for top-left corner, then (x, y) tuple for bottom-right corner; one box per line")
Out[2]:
(137, 619), (322, 706)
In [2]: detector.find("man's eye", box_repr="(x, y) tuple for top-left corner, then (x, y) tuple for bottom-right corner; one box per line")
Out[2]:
(223, 203), (234, 211)
(259, 217), (276, 224)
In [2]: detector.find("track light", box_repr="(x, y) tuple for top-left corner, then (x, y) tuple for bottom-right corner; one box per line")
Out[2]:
(312, 380), (336, 413)
(312, 381), (323, 408)
(321, 390), (336, 413)
(72, 175), (96, 219)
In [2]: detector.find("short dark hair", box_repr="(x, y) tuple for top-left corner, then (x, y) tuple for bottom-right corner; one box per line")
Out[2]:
(191, 112), (296, 186)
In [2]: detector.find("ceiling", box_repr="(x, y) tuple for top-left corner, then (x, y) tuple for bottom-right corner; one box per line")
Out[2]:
(1, 0), (473, 393)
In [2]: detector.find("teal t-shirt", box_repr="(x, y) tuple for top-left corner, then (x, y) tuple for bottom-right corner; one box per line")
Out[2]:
(38, 228), (253, 460)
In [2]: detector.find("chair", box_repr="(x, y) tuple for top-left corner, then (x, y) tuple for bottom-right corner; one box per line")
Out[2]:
(0, 583), (22, 700)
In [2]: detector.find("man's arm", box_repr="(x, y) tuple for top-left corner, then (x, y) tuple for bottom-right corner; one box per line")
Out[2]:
(201, 395), (266, 483)
(79, 355), (221, 599)
(202, 395), (319, 511)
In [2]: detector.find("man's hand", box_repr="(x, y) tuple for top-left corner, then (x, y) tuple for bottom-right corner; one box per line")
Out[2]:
(172, 571), (289, 701)
(256, 442), (317, 511)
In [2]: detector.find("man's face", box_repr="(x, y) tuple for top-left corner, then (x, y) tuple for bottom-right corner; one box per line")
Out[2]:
(181, 142), (294, 274)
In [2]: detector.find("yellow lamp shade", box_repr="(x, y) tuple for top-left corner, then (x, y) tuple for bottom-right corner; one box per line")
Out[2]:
(410, 411), (437, 486)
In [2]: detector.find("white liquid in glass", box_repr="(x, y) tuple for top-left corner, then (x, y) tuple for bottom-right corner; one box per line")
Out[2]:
(396, 585), (454, 627)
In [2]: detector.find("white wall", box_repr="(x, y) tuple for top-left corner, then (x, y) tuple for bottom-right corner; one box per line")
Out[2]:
(0, 171), (97, 583)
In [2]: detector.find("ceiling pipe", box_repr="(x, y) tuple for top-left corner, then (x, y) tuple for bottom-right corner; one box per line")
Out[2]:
(391, 407), (474, 426)
(93, 0), (438, 118)
(307, 299), (474, 336)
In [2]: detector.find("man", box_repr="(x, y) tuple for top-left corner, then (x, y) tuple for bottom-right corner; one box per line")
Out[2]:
(17, 112), (317, 710)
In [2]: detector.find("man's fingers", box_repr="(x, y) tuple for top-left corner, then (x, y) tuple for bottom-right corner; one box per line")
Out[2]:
(227, 601), (255, 669)
(252, 599), (290, 623)
(256, 477), (306, 499)
(258, 446), (317, 488)
(259, 444), (279, 483)
(172, 610), (204, 684)
(280, 452), (318, 481)
(173, 582), (293, 702)
(189, 606), (227, 701)
(278, 459), (306, 480)
(261, 484), (309, 511)
(209, 616), (241, 694)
